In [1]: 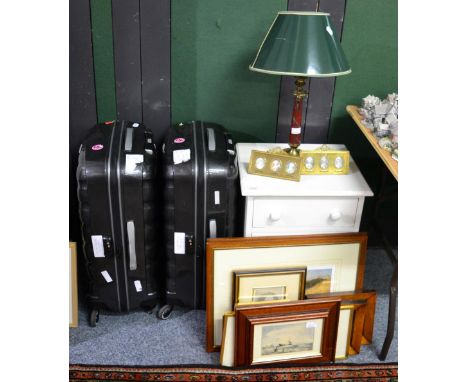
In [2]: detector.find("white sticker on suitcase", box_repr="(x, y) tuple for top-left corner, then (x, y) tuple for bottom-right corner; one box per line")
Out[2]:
(134, 280), (142, 292)
(174, 232), (186, 254)
(173, 149), (191, 165)
(125, 154), (144, 174)
(91, 235), (105, 258)
(214, 191), (220, 205)
(101, 270), (113, 283)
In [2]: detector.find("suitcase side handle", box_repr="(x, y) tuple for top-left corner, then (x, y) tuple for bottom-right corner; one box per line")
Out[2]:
(127, 220), (137, 270)
(125, 128), (134, 152)
(207, 127), (216, 151)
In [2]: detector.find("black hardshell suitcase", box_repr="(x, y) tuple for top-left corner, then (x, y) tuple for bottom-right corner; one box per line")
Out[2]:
(77, 120), (161, 326)
(162, 121), (239, 310)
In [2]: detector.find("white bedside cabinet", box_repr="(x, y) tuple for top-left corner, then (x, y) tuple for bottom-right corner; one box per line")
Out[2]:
(237, 143), (374, 237)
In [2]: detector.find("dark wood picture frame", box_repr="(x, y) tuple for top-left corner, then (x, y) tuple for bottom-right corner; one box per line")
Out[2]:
(206, 233), (367, 352)
(234, 298), (341, 366)
(306, 290), (377, 345)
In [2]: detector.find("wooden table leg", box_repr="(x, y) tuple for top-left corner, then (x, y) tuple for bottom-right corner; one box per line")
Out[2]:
(379, 242), (397, 360)
(373, 218), (398, 361)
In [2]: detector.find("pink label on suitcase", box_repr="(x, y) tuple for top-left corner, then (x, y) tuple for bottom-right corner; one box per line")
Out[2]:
(92, 144), (104, 151)
(174, 138), (185, 144)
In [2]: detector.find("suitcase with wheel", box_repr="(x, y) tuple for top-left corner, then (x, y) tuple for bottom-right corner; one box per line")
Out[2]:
(162, 121), (240, 312)
(77, 120), (163, 326)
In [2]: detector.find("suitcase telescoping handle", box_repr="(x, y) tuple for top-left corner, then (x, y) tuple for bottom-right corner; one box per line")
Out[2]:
(127, 220), (137, 270)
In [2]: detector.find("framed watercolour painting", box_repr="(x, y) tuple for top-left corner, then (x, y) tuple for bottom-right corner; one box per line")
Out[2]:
(233, 267), (306, 306)
(234, 298), (341, 366)
(206, 233), (367, 352)
(69, 242), (78, 328)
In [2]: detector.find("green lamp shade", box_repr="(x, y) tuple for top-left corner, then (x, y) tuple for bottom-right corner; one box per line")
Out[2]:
(250, 11), (351, 77)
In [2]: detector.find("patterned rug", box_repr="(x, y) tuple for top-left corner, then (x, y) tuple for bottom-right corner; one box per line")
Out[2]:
(69, 363), (398, 381)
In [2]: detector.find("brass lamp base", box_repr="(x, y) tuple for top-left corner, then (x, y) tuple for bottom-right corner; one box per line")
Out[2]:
(284, 146), (300, 156)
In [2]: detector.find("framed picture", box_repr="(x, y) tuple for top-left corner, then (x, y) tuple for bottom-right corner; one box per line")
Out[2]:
(220, 312), (235, 367)
(335, 301), (366, 359)
(306, 290), (377, 345)
(206, 233), (367, 352)
(69, 242), (79, 328)
(234, 298), (341, 366)
(233, 267), (306, 306)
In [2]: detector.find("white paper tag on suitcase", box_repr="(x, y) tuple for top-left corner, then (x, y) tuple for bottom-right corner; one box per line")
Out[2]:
(214, 191), (220, 205)
(134, 280), (142, 292)
(174, 232), (186, 254)
(125, 154), (144, 174)
(173, 149), (191, 165)
(91, 235), (105, 258)
(101, 270), (113, 283)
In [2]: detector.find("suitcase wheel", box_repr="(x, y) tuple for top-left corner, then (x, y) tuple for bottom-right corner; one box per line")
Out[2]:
(157, 304), (173, 320)
(89, 308), (100, 327)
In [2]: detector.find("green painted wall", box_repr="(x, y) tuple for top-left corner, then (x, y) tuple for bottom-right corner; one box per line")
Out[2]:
(90, 0), (116, 122)
(171, 0), (287, 143)
(89, 0), (398, 145)
(171, 0), (397, 147)
(329, 0), (398, 155)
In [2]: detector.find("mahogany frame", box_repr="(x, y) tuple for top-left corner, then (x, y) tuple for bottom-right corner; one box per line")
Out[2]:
(206, 233), (368, 352)
(234, 298), (341, 366)
(306, 290), (377, 345)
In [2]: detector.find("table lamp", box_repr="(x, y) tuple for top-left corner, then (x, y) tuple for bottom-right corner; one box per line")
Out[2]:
(249, 11), (351, 180)
(250, 11), (351, 156)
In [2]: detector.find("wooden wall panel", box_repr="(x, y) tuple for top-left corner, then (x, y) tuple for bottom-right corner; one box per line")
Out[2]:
(140, 0), (171, 145)
(112, 0), (143, 122)
(276, 0), (318, 144)
(276, 0), (346, 144)
(304, 0), (346, 143)
(69, 0), (97, 241)
(111, 0), (171, 142)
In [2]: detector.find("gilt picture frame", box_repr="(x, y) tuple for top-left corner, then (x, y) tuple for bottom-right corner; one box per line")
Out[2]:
(206, 233), (367, 352)
(69, 242), (79, 328)
(234, 298), (341, 366)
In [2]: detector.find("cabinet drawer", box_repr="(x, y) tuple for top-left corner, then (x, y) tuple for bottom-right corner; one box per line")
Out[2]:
(251, 197), (359, 229)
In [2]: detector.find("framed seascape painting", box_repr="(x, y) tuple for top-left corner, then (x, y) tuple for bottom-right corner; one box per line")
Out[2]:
(205, 233), (367, 352)
(234, 298), (341, 366)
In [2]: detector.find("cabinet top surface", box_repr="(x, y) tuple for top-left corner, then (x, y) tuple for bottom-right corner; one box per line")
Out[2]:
(236, 143), (374, 197)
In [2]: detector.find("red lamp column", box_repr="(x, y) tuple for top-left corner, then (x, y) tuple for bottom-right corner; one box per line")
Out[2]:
(287, 77), (308, 156)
